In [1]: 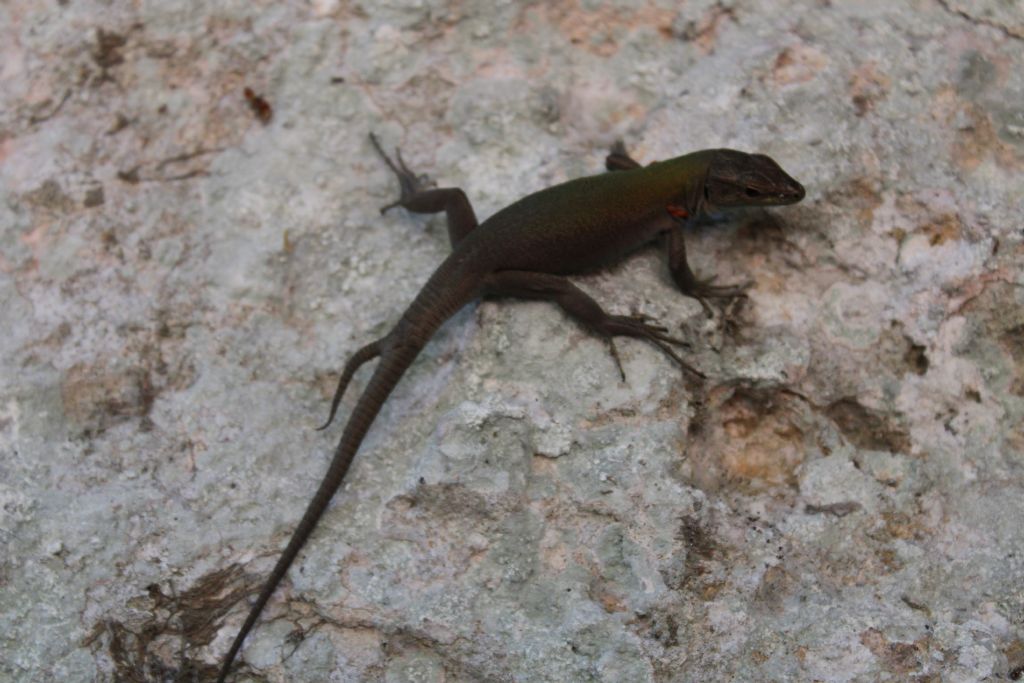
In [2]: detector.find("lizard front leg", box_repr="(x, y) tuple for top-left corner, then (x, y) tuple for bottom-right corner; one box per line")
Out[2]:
(370, 133), (479, 249)
(483, 270), (704, 380)
(606, 141), (750, 316)
(605, 140), (643, 171)
(666, 220), (751, 318)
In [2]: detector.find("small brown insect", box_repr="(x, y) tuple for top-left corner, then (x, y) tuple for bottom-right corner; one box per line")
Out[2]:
(243, 87), (272, 124)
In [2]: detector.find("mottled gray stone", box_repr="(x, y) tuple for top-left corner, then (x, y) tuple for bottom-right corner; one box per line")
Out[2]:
(2, 1), (1023, 682)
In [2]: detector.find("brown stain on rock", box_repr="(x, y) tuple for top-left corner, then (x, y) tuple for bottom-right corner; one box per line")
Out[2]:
(949, 281), (1024, 401)
(520, 2), (678, 57)
(631, 610), (679, 648)
(1002, 324), (1024, 398)
(849, 61), (891, 117)
(825, 398), (911, 455)
(859, 628), (928, 677)
(720, 408), (804, 484)
(824, 176), (883, 229)
(754, 564), (791, 613)
(61, 361), (155, 433)
(685, 386), (809, 493)
(84, 565), (249, 682)
(57, 303), (199, 435)
(918, 212), (963, 246)
(94, 29), (127, 71)
(22, 178), (76, 214)
(881, 510), (932, 542)
(677, 3), (736, 53)
(1006, 638), (1024, 680)
(950, 101), (1019, 171)
(591, 582), (628, 614)
(928, 74), (1024, 173)
(674, 514), (717, 589)
(770, 45), (828, 86)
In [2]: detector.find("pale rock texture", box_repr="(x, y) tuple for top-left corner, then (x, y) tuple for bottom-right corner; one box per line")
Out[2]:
(1, 1), (1023, 681)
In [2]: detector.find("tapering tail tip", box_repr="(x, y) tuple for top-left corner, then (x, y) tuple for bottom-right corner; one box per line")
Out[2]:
(213, 263), (481, 682)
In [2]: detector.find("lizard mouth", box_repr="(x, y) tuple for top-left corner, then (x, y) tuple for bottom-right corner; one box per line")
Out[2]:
(741, 180), (805, 204)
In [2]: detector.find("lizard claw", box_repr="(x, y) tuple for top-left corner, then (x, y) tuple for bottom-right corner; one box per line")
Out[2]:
(629, 313), (671, 335)
(605, 338), (626, 382)
(369, 132), (437, 213)
(600, 314), (704, 379)
(686, 277), (751, 317)
(692, 275), (752, 297)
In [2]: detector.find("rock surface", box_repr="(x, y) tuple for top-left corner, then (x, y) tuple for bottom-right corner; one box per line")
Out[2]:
(2, 1), (1023, 681)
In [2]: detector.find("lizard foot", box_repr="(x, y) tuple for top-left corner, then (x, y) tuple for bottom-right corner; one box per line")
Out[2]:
(686, 276), (752, 317)
(600, 314), (704, 379)
(369, 132), (437, 214)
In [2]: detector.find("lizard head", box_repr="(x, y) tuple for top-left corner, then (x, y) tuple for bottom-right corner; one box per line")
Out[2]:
(702, 149), (805, 210)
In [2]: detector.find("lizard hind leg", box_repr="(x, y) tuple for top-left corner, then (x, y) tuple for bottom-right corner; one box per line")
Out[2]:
(315, 339), (383, 431)
(369, 132), (479, 248)
(369, 132), (436, 212)
(483, 270), (705, 380)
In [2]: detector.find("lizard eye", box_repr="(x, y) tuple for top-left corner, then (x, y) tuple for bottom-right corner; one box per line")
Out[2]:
(744, 187), (760, 198)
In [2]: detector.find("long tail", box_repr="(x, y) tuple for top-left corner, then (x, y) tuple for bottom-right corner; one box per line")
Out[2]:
(216, 263), (480, 682)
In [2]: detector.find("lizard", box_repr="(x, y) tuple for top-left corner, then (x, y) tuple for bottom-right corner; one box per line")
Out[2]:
(215, 134), (805, 681)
